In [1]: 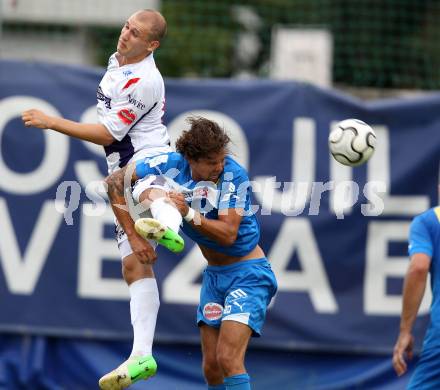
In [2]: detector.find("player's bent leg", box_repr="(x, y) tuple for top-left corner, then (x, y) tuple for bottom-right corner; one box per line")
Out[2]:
(135, 187), (185, 253)
(135, 217), (184, 253)
(98, 355), (157, 390)
(200, 324), (225, 388)
(217, 321), (252, 390)
(137, 187), (182, 233)
(122, 251), (155, 283)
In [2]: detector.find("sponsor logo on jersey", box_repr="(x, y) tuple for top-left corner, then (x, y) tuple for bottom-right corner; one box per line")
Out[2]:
(203, 303), (223, 321)
(96, 86), (112, 109)
(123, 70), (133, 77)
(183, 187), (208, 202)
(122, 77), (141, 90)
(128, 94), (146, 110)
(230, 289), (248, 299)
(117, 108), (137, 125)
(181, 184), (219, 212)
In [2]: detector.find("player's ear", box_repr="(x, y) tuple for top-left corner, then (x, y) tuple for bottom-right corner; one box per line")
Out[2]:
(147, 40), (160, 52)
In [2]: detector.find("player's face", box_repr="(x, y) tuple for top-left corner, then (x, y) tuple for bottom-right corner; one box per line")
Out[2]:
(117, 14), (158, 61)
(188, 150), (226, 183)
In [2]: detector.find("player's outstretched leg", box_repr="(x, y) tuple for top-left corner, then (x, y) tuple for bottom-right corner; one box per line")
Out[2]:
(99, 355), (157, 390)
(135, 217), (184, 253)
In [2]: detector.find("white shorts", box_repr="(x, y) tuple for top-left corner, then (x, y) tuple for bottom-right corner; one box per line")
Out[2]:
(115, 175), (171, 260)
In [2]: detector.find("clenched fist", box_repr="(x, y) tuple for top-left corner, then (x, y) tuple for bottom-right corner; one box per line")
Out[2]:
(22, 109), (52, 129)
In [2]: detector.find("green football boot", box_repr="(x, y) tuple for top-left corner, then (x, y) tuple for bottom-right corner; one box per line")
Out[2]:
(98, 355), (157, 390)
(135, 217), (185, 253)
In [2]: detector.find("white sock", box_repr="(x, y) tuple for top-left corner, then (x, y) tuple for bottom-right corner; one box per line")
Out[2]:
(150, 197), (182, 233)
(129, 278), (160, 357)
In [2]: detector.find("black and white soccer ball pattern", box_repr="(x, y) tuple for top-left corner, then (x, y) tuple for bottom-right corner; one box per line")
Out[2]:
(328, 119), (376, 167)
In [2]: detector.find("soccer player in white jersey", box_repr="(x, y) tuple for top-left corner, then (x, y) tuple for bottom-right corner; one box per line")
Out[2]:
(22, 9), (184, 390)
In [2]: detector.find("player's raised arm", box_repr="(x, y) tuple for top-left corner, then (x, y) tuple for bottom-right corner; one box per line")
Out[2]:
(22, 108), (115, 145)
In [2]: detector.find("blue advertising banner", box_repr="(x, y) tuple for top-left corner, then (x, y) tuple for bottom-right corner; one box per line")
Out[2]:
(0, 60), (439, 353)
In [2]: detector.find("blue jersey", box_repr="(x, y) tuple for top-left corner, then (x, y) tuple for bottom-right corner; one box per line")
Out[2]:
(409, 206), (440, 349)
(135, 152), (260, 257)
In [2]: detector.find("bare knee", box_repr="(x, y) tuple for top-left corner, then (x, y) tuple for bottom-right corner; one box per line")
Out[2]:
(217, 344), (245, 377)
(139, 188), (167, 205)
(203, 355), (223, 385)
(122, 254), (154, 284)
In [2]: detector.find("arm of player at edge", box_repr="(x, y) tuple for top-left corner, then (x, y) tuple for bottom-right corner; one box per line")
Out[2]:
(22, 108), (114, 146)
(105, 163), (157, 264)
(392, 253), (431, 376)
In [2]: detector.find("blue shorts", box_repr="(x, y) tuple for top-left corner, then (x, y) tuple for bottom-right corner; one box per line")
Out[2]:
(197, 258), (278, 337)
(408, 346), (440, 389)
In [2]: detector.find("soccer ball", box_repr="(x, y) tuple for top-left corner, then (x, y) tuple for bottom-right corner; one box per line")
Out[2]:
(328, 119), (376, 167)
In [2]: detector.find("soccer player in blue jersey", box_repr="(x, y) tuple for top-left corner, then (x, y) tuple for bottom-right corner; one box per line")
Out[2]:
(105, 117), (278, 390)
(393, 202), (440, 389)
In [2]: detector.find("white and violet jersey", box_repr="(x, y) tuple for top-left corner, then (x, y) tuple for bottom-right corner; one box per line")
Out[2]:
(97, 52), (171, 173)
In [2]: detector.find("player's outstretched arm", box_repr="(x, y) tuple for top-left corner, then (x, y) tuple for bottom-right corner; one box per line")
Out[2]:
(105, 164), (157, 264)
(392, 253), (431, 376)
(22, 109), (114, 146)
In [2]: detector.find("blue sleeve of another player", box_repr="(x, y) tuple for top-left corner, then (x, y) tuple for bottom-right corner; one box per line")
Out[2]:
(408, 215), (433, 257)
(135, 153), (182, 179)
(218, 166), (251, 210)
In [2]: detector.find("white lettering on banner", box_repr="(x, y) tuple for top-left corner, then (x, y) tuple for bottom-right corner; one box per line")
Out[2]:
(362, 181), (386, 216)
(0, 96), (69, 194)
(254, 118), (315, 214)
(83, 181), (108, 217)
(308, 181), (334, 216)
(78, 106), (105, 158)
(0, 198), (63, 294)
(268, 218), (338, 313)
(329, 120), (354, 216)
(255, 177), (281, 216)
(162, 245), (206, 304)
(54, 181), (81, 225)
(0, 93), (435, 323)
(280, 181), (311, 216)
(332, 180), (359, 219)
(368, 127), (429, 215)
(364, 221), (432, 315)
(74, 106), (107, 199)
(78, 205), (128, 300)
(167, 110), (249, 169)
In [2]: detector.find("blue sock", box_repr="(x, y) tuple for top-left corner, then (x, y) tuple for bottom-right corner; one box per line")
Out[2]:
(224, 373), (251, 390)
(208, 385), (226, 390)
